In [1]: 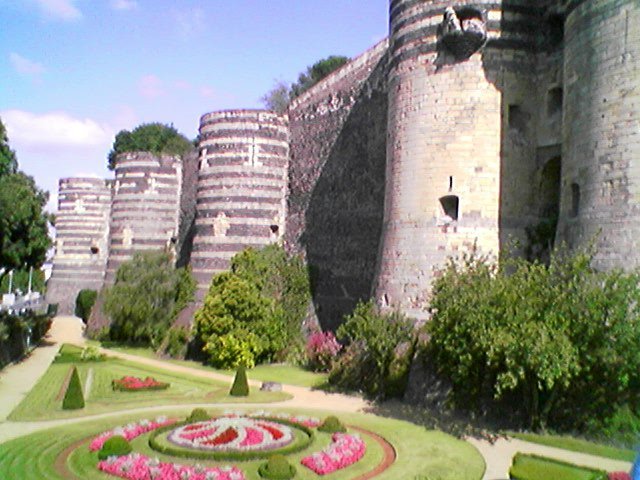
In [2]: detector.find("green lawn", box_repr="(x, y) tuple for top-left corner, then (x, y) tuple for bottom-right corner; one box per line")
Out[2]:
(99, 343), (328, 388)
(9, 345), (290, 421)
(509, 432), (636, 463)
(0, 407), (486, 479)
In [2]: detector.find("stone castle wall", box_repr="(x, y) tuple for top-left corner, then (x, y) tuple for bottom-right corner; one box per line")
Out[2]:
(53, 0), (640, 330)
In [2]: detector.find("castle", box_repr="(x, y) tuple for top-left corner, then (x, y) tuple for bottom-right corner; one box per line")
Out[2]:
(47, 0), (640, 329)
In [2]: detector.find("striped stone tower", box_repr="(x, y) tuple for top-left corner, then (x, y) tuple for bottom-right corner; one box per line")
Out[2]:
(46, 177), (112, 314)
(191, 110), (289, 296)
(375, 0), (540, 317)
(104, 152), (182, 282)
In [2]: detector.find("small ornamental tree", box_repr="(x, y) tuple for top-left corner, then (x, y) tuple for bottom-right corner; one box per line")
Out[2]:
(62, 366), (85, 410)
(230, 365), (249, 397)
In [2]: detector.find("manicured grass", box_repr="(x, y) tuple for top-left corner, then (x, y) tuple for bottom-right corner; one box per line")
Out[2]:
(0, 407), (486, 479)
(509, 453), (607, 480)
(8, 345), (290, 421)
(510, 432), (637, 463)
(101, 343), (328, 388)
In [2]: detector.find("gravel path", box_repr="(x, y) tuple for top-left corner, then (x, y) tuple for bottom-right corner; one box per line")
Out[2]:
(0, 315), (633, 479)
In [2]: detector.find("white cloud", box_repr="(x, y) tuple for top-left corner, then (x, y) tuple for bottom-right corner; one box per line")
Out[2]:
(110, 0), (137, 11)
(33, 0), (82, 21)
(138, 74), (165, 99)
(0, 110), (112, 148)
(9, 53), (45, 77)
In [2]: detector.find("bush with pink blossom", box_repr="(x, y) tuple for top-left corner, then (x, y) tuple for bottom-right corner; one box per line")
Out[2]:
(305, 330), (341, 372)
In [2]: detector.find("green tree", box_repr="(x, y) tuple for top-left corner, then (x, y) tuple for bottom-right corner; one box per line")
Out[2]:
(262, 55), (349, 112)
(0, 173), (51, 282)
(0, 268), (45, 294)
(107, 123), (193, 170)
(0, 118), (17, 176)
(103, 251), (195, 346)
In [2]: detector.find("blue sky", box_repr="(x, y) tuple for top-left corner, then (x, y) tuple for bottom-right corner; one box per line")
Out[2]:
(0, 0), (388, 210)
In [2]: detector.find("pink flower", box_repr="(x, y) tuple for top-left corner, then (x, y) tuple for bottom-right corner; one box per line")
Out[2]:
(89, 418), (177, 451)
(306, 331), (342, 372)
(301, 433), (366, 475)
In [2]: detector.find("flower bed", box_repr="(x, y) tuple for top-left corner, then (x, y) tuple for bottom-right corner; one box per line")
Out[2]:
(301, 433), (366, 475)
(98, 453), (244, 480)
(112, 376), (170, 391)
(224, 410), (321, 429)
(90, 417), (177, 451)
(168, 417), (293, 452)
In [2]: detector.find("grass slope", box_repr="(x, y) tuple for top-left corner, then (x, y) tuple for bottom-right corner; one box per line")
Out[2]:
(9, 345), (290, 421)
(0, 408), (485, 480)
(510, 432), (636, 463)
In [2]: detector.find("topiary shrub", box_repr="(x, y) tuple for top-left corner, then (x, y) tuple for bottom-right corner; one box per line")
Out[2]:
(98, 435), (132, 460)
(62, 365), (85, 410)
(75, 289), (97, 323)
(230, 365), (249, 396)
(258, 454), (296, 480)
(186, 408), (210, 423)
(317, 415), (346, 433)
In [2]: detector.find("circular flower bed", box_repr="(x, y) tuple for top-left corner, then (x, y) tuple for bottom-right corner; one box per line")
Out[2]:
(149, 416), (314, 462)
(168, 417), (293, 452)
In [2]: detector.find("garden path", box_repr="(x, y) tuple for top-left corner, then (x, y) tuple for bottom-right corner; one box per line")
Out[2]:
(0, 315), (634, 480)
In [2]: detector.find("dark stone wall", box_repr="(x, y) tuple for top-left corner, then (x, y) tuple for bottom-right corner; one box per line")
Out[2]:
(286, 40), (389, 330)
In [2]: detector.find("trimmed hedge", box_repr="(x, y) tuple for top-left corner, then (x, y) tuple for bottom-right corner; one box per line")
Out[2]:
(230, 365), (249, 396)
(62, 365), (85, 410)
(186, 408), (210, 423)
(259, 455), (296, 480)
(318, 415), (347, 433)
(98, 435), (132, 460)
(509, 453), (608, 480)
(74, 289), (97, 323)
(148, 417), (314, 462)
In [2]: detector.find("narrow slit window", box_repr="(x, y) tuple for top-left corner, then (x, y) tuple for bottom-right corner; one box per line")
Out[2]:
(449, 176), (454, 192)
(440, 195), (459, 221)
(547, 88), (563, 116)
(570, 183), (580, 217)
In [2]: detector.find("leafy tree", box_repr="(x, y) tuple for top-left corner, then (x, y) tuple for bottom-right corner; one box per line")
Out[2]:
(0, 173), (51, 282)
(0, 268), (45, 294)
(261, 55), (349, 112)
(194, 245), (311, 368)
(107, 122), (193, 170)
(0, 118), (17, 176)
(103, 251), (195, 346)
(425, 247), (640, 431)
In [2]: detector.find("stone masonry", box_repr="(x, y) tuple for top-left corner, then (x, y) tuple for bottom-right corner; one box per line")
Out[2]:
(50, 0), (640, 329)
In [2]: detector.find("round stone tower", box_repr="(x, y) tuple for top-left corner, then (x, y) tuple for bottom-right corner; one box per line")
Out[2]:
(191, 110), (289, 296)
(46, 177), (111, 314)
(557, 0), (640, 269)
(375, 0), (540, 317)
(105, 152), (182, 282)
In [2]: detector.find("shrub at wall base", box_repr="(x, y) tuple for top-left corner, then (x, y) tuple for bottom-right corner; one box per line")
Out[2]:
(62, 365), (85, 410)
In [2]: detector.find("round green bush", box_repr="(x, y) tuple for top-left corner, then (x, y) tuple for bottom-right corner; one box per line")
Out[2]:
(230, 365), (249, 397)
(74, 289), (97, 323)
(318, 415), (346, 433)
(186, 408), (210, 423)
(258, 455), (296, 480)
(98, 435), (132, 460)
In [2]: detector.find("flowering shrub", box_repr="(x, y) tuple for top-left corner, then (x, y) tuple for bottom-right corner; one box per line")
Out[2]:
(90, 417), (176, 451)
(98, 453), (245, 480)
(112, 376), (170, 391)
(168, 417), (293, 452)
(301, 433), (366, 475)
(306, 330), (342, 372)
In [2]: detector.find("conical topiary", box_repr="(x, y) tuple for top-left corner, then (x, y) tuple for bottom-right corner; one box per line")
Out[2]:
(62, 365), (85, 410)
(230, 365), (249, 397)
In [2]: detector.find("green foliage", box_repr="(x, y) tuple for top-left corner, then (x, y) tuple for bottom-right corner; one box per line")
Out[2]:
(74, 289), (97, 323)
(80, 346), (105, 362)
(62, 366), (85, 410)
(0, 118), (17, 176)
(587, 404), (640, 448)
(0, 268), (45, 295)
(186, 408), (210, 423)
(425, 246), (640, 431)
(159, 326), (190, 358)
(194, 245), (310, 368)
(103, 251), (195, 347)
(329, 300), (415, 398)
(262, 55), (349, 112)
(508, 453), (607, 480)
(317, 415), (346, 433)
(97, 435), (132, 460)
(0, 173), (51, 274)
(229, 365), (249, 397)
(107, 122), (193, 170)
(258, 455), (296, 480)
